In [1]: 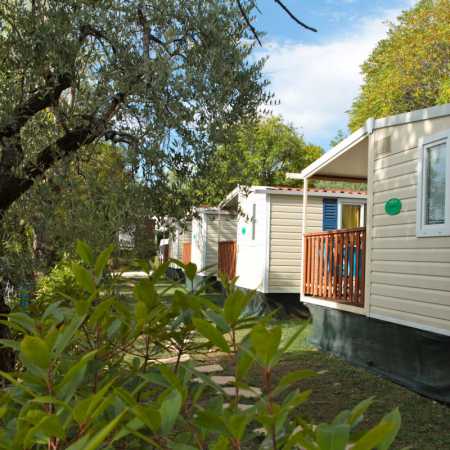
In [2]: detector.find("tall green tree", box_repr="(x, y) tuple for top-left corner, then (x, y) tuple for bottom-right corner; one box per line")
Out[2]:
(1, 144), (154, 279)
(0, 0), (270, 368)
(0, 0), (269, 220)
(193, 116), (323, 204)
(349, 0), (450, 131)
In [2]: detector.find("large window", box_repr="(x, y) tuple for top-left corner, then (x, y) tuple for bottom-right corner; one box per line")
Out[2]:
(417, 130), (450, 236)
(338, 200), (366, 230)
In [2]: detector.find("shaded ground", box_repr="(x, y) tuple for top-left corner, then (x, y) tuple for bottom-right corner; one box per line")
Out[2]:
(218, 344), (450, 449)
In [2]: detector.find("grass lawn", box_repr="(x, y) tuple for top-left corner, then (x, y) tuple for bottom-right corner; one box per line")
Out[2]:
(220, 321), (450, 450)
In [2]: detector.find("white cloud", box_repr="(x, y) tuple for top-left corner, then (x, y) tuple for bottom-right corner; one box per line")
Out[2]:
(259, 7), (406, 147)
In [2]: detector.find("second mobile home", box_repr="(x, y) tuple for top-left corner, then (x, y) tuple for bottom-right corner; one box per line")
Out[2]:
(220, 186), (367, 296)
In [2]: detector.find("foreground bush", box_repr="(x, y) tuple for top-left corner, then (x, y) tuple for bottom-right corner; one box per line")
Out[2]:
(0, 242), (401, 449)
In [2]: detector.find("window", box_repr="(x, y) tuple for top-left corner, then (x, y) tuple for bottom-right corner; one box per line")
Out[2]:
(417, 130), (450, 237)
(337, 200), (366, 230)
(251, 203), (256, 240)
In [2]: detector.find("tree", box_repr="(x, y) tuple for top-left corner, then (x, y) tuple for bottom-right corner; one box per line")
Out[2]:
(349, 0), (450, 131)
(0, 1), (272, 219)
(1, 143), (155, 284)
(192, 116), (323, 205)
(329, 129), (347, 148)
(0, 0), (273, 369)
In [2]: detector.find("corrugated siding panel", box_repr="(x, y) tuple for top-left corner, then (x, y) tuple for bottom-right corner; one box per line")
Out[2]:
(268, 195), (322, 293)
(322, 198), (338, 231)
(368, 116), (450, 334)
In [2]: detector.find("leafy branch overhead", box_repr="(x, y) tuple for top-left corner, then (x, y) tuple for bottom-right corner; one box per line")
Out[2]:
(0, 1), (270, 217)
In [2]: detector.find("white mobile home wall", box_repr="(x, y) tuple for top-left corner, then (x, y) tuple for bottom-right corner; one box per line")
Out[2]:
(191, 210), (237, 276)
(235, 189), (366, 294)
(367, 114), (450, 335)
(268, 194), (322, 293)
(235, 190), (268, 292)
(169, 223), (191, 262)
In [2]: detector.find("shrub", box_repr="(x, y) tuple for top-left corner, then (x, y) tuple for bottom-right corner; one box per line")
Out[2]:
(34, 255), (83, 309)
(0, 242), (401, 449)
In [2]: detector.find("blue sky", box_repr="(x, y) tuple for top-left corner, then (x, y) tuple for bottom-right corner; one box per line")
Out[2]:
(252, 0), (416, 149)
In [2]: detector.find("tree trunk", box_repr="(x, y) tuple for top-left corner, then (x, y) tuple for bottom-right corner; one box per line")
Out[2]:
(0, 279), (15, 380)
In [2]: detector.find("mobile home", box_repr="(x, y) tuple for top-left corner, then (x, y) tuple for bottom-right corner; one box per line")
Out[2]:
(190, 207), (238, 280)
(168, 223), (192, 264)
(294, 103), (450, 402)
(220, 186), (367, 299)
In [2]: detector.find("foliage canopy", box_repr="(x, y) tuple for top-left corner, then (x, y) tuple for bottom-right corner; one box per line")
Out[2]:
(349, 0), (450, 131)
(0, 0), (268, 218)
(192, 117), (322, 205)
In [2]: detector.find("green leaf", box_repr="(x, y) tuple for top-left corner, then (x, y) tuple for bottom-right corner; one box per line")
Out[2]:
(223, 290), (252, 325)
(192, 318), (230, 352)
(52, 313), (87, 356)
(250, 324), (281, 367)
(133, 279), (157, 308)
(83, 409), (127, 450)
(170, 444), (198, 450)
(316, 423), (350, 450)
(115, 387), (161, 433)
(20, 335), (50, 370)
(57, 351), (97, 401)
(76, 240), (95, 266)
(73, 381), (114, 424)
(184, 263), (197, 281)
(211, 435), (230, 450)
(72, 263), (96, 294)
(236, 346), (254, 380)
(0, 339), (21, 351)
(227, 414), (250, 440)
(195, 410), (228, 434)
(95, 244), (114, 277)
(160, 389), (182, 434)
(6, 312), (35, 334)
(24, 415), (64, 448)
(348, 397), (374, 427)
(352, 408), (401, 450)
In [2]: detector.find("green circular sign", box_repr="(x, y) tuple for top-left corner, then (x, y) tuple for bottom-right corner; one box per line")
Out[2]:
(241, 226), (247, 235)
(385, 198), (402, 216)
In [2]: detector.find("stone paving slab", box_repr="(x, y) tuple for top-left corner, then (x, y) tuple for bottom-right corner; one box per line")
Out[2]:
(193, 375), (236, 385)
(224, 403), (254, 411)
(155, 354), (191, 364)
(210, 375), (236, 385)
(195, 364), (224, 373)
(223, 386), (262, 398)
(114, 271), (149, 279)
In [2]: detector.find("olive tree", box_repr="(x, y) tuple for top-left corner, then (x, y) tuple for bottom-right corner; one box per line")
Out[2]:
(0, 0), (271, 367)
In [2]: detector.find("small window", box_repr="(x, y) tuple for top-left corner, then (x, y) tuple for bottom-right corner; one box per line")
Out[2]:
(338, 200), (365, 230)
(251, 203), (256, 240)
(417, 130), (450, 237)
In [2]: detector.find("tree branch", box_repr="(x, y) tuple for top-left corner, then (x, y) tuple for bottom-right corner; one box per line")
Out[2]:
(0, 93), (125, 216)
(236, 0), (262, 46)
(0, 73), (72, 141)
(274, 0), (318, 32)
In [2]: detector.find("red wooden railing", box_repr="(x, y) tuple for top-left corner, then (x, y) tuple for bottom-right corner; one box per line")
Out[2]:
(303, 228), (366, 307)
(182, 242), (191, 264)
(218, 241), (237, 280)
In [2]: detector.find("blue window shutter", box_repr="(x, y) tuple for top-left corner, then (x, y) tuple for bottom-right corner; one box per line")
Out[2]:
(323, 198), (338, 230)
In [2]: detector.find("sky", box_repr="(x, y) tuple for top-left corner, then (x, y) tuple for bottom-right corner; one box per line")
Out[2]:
(253, 0), (417, 149)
